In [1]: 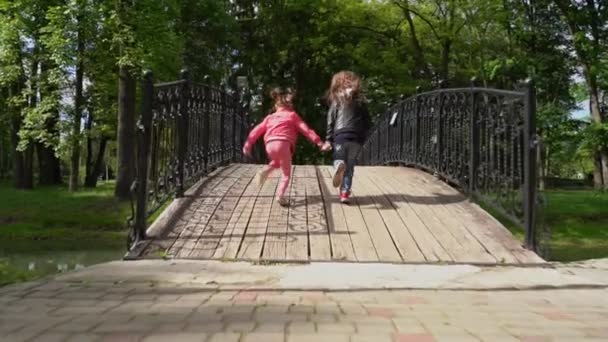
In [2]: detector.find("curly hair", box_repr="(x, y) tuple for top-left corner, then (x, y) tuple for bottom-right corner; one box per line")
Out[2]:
(326, 71), (362, 105)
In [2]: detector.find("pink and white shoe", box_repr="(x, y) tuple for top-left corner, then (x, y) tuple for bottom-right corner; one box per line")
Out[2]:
(340, 191), (351, 204)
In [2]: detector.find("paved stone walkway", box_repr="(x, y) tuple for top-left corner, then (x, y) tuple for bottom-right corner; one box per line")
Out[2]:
(1, 276), (608, 341)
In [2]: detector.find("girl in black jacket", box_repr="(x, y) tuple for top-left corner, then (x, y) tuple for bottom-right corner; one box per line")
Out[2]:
(322, 71), (371, 204)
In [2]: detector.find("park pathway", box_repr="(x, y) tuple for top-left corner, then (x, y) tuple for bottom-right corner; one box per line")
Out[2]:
(1, 259), (608, 342)
(129, 164), (542, 265)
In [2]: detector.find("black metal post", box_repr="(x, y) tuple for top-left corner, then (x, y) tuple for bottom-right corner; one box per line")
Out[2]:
(414, 86), (421, 165)
(202, 77), (211, 173)
(231, 91), (237, 162)
(220, 83), (226, 165)
(523, 78), (537, 250)
(469, 77), (479, 195)
(398, 94), (405, 162)
(437, 80), (446, 173)
(176, 69), (190, 198)
(134, 70), (154, 243)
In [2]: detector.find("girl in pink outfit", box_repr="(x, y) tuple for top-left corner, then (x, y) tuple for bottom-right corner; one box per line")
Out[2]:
(242, 87), (328, 206)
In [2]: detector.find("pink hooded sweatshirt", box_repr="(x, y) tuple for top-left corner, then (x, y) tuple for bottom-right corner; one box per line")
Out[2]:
(243, 107), (322, 154)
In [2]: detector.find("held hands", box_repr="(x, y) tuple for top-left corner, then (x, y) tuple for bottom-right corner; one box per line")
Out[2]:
(242, 145), (251, 156)
(320, 141), (332, 152)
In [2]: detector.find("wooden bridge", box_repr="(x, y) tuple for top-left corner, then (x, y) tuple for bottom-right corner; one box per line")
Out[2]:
(126, 72), (545, 265)
(128, 164), (543, 264)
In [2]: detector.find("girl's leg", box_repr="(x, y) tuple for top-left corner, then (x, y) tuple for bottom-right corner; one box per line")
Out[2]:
(276, 154), (292, 202)
(257, 143), (281, 186)
(332, 144), (346, 188)
(341, 162), (355, 193)
(265, 141), (292, 204)
(341, 142), (362, 194)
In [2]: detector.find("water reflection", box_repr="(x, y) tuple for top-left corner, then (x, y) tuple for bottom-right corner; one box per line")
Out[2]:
(2, 249), (124, 277)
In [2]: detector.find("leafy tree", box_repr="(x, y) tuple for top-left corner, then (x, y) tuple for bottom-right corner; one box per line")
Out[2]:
(554, 0), (608, 188)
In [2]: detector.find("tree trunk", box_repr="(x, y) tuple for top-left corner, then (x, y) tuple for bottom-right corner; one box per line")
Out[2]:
(38, 63), (62, 185)
(114, 64), (136, 200)
(403, 8), (430, 79)
(85, 137), (108, 188)
(554, 0), (607, 189)
(584, 68), (607, 188)
(37, 110), (62, 186)
(440, 39), (451, 81)
(11, 113), (29, 189)
(85, 112), (94, 184)
(69, 14), (86, 191)
(37, 143), (62, 185)
(593, 151), (604, 187)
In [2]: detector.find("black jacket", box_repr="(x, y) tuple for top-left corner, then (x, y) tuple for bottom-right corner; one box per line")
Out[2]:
(326, 99), (371, 143)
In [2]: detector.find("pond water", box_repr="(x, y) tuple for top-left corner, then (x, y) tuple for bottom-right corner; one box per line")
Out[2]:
(1, 248), (125, 278)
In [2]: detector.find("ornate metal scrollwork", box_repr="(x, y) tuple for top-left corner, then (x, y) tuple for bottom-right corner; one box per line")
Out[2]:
(361, 84), (542, 252)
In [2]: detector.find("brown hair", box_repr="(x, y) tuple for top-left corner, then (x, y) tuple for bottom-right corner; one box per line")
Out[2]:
(270, 87), (296, 110)
(326, 71), (362, 105)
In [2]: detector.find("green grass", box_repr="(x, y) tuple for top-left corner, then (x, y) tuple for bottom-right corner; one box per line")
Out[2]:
(475, 189), (607, 262)
(0, 181), (130, 252)
(0, 260), (42, 286)
(543, 190), (608, 262)
(0, 181), (131, 286)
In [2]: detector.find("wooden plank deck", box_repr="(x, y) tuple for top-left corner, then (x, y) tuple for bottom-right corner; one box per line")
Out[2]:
(139, 164), (545, 264)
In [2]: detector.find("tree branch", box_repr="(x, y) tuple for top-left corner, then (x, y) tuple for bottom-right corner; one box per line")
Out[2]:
(392, 1), (441, 40)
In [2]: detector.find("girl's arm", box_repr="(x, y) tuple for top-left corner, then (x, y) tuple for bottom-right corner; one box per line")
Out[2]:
(293, 113), (323, 147)
(242, 118), (267, 154)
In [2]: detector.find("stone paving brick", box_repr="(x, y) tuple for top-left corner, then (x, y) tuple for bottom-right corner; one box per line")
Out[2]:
(183, 321), (225, 333)
(225, 321), (256, 333)
(233, 291), (259, 303)
(289, 304), (314, 314)
(253, 322), (286, 333)
(339, 303), (366, 315)
(97, 333), (145, 342)
(3, 330), (44, 342)
(243, 332), (284, 342)
(54, 319), (101, 333)
(65, 333), (103, 342)
(255, 304), (290, 314)
(354, 320), (395, 334)
(308, 313), (338, 323)
(317, 322), (355, 333)
(287, 321), (316, 334)
(394, 333), (436, 342)
(0, 319), (26, 333)
(208, 332), (241, 342)
(350, 333), (394, 342)
(142, 332), (207, 342)
(150, 322), (188, 333)
(221, 305), (256, 315)
(392, 319), (427, 334)
(287, 333), (350, 342)
(366, 307), (395, 319)
(315, 303), (342, 314)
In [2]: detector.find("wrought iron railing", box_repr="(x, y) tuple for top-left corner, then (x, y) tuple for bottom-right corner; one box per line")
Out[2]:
(361, 80), (545, 253)
(128, 70), (250, 249)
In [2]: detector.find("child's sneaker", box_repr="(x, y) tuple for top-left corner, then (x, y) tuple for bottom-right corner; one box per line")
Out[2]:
(277, 196), (290, 207)
(340, 191), (350, 204)
(255, 168), (270, 187)
(332, 162), (345, 188)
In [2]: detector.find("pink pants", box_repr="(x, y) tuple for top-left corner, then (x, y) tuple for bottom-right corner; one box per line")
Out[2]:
(265, 140), (292, 198)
